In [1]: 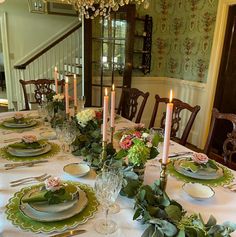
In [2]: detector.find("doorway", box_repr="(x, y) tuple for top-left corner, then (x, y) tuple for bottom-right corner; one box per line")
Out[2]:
(0, 12), (12, 111)
(211, 5), (236, 155)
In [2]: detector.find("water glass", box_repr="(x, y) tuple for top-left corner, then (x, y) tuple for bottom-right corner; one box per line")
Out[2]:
(94, 171), (122, 234)
(78, 96), (86, 111)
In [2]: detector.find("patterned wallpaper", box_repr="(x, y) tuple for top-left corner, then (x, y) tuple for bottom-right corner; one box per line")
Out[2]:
(136, 0), (219, 83)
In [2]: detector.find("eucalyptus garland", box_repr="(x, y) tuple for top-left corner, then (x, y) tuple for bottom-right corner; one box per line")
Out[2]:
(124, 180), (236, 237)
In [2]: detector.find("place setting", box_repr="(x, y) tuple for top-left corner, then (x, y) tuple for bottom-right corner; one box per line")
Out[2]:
(0, 134), (60, 162)
(5, 176), (99, 234)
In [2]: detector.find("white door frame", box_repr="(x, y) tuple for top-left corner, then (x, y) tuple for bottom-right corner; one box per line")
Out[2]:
(201, 0), (236, 148)
(0, 12), (13, 109)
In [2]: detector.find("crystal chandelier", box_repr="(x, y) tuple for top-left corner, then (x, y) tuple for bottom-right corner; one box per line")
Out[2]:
(49, 0), (150, 19)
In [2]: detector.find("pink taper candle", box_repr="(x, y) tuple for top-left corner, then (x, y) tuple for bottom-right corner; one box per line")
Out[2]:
(103, 88), (109, 142)
(73, 74), (77, 107)
(65, 77), (69, 115)
(110, 84), (115, 128)
(162, 90), (173, 164)
(54, 67), (58, 94)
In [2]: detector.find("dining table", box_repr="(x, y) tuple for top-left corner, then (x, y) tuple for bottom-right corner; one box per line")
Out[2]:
(0, 110), (236, 237)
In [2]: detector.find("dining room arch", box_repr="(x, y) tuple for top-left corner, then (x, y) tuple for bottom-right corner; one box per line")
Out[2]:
(200, 0), (236, 148)
(0, 12), (13, 110)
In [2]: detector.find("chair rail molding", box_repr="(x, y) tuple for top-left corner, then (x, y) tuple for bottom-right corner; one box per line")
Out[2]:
(0, 12), (13, 109)
(202, 0), (236, 148)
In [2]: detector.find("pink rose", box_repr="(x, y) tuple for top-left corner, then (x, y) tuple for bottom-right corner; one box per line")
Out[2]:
(133, 131), (142, 138)
(119, 137), (133, 150)
(14, 113), (23, 120)
(192, 153), (209, 164)
(45, 177), (62, 192)
(22, 135), (37, 144)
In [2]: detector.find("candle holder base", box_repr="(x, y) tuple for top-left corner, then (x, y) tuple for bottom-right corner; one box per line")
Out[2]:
(110, 127), (115, 146)
(160, 163), (168, 192)
(101, 141), (107, 161)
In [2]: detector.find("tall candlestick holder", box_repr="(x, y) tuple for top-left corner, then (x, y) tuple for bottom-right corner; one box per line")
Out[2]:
(101, 141), (107, 161)
(160, 162), (168, 192)
(74, 105), (78, 115)
(110, 127), (115, 146)
(66, 113), (70, 121)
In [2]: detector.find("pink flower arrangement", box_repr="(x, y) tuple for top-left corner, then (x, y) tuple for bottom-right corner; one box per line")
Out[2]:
(45, 177), (62, 192)
(22, 135), (37, 144)
(192, 153), (209, 164)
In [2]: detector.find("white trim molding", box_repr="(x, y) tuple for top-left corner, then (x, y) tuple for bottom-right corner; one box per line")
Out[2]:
(201, 0), (236, 148)
(0, 12), (13, 109)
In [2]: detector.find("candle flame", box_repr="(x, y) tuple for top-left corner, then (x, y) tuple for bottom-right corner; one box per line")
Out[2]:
(54, 66), (58, 72)
(65, 77), (69, 83)
(169, 90), (173, 102)
(74, 74), (76, 79)
(105, 88), (108, 96)
(112, 84), (115, 91)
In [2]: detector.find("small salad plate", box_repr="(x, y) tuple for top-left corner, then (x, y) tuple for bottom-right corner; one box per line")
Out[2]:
(63, 163), (90, 178)
(182, 183), (215, 201)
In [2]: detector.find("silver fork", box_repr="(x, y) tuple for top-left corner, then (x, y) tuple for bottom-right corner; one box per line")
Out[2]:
(10, 174), (51, 187)
(10, 173), (48, 184)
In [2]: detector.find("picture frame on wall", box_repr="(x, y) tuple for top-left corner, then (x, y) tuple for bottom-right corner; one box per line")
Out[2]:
(46, 2), (78, 16)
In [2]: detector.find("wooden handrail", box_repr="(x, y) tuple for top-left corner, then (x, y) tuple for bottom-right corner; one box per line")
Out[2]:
(14, 22), (82, 70)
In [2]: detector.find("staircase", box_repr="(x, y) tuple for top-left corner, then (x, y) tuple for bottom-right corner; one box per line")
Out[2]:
(14, 21), (83, 111)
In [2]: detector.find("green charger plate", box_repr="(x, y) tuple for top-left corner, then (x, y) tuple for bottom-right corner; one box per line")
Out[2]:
(0, 142), (60, 162)
(5, 181), (99, 234)
(167, 158), (234, 186)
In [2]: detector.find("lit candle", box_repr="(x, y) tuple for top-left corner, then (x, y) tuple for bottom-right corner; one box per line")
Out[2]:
(162, 90), (173, 164)
(73, 74), (77, 107)
(110, 84), (115, 128)
(54, 67), (58, 94)
(65, 77), (69, 115)
(103, 88), (109, 142)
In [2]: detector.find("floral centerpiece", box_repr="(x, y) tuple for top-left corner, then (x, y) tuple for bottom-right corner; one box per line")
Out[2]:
(115, 125), (160, 180)
(72, 108), (115, 169)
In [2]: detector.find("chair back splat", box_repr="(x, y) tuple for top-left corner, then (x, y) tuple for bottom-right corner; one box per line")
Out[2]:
(117, 87), (149, 123)
(20, 79), (65, 110)
(149, 95), (200, 146)
(204, 108), (236, 166)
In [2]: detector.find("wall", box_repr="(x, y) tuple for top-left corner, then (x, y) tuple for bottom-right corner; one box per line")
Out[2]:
(0, 0), (77, 106)
(136, 0), (218, 83)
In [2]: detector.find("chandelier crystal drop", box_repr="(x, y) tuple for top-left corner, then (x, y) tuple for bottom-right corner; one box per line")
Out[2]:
(53, 0), (150, 19)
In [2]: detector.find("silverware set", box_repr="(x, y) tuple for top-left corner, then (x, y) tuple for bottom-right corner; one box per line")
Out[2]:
(10, 173), (51, 187)
(168, 151), (193, 158)
(4, 160), (48, 170)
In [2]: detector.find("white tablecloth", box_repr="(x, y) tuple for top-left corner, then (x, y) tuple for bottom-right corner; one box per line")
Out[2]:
(0, 111), (235, 237)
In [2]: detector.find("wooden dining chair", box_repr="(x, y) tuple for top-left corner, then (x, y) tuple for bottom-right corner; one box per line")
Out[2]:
(117, 87), (149, 123)
(149, 95), (200, 146)
(20, 79), (65, 110)
(204, 108), (236, 167)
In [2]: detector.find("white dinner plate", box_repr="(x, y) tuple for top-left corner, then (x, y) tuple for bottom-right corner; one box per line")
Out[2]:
(7, 143), (51, 157)
(174, 158), (224, 180)
(2, 120), (37, 128)
(182, 183), (215, 200)
(20, 188), (88, 222)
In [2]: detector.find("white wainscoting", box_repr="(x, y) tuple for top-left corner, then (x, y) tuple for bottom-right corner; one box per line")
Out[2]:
(92, 76), (207, 148)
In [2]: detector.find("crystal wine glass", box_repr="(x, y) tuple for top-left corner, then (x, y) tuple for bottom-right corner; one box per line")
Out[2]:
(78, 96), (86, 111)
(62, 124), (77, 153)
(94, 170), (122, 234)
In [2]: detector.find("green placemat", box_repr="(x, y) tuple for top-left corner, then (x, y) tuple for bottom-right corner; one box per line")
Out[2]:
(167, 159), (234, 186)
(0, 120), (40, 131)
(6, 181), (99, 234)
(0, 142), (60, 162)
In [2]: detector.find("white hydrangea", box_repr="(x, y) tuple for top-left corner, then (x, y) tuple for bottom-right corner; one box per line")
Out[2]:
(141, 132), (149, 138)
(53, 94), (64, 102)
(76, 109), (96, 127)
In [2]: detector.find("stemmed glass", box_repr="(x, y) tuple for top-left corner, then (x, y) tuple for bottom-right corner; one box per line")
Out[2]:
(78, 96), (86, 111)
(94, 170), (122, 234)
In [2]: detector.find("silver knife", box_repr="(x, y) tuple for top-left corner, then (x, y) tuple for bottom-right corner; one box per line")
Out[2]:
(50, 229), (86, 237)
(168, 151), (193, 158)
(4, 160), (49, 168)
